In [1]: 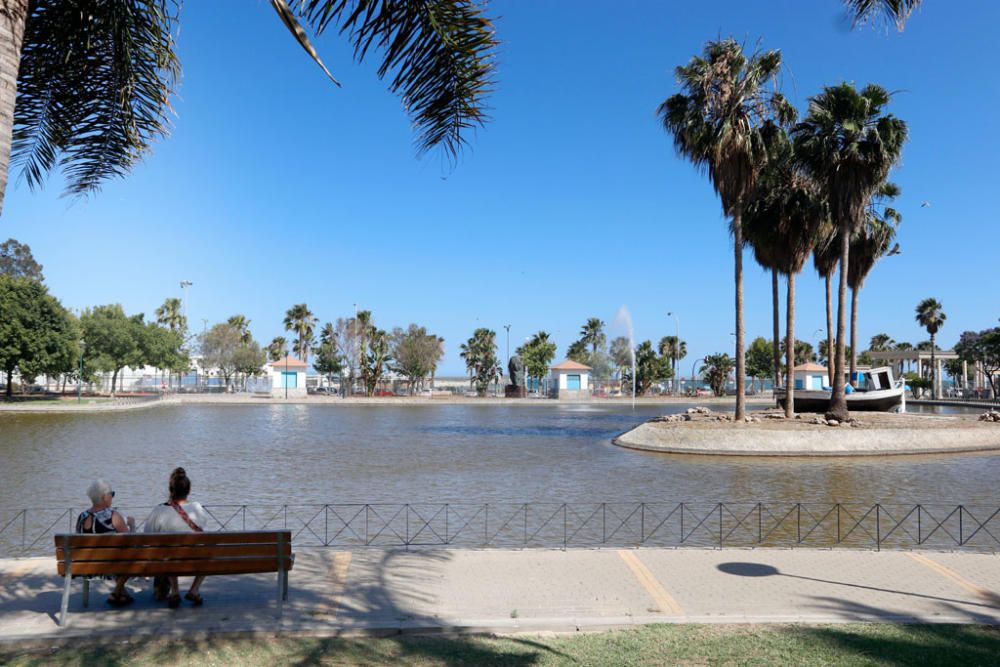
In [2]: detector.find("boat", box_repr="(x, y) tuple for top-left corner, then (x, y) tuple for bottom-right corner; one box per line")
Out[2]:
(774, 366), (905, 412)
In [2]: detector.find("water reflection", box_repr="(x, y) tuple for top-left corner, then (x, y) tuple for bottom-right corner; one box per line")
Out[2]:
(0, 403), (996, 511)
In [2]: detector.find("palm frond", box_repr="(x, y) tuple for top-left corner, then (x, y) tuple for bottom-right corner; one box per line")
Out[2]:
(845, 0), (921, 31)
(12, 0), (180, 197)
(287, 0), (498, 159)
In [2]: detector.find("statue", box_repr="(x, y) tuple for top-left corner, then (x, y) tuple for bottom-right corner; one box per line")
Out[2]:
(506, 355), (526, 397)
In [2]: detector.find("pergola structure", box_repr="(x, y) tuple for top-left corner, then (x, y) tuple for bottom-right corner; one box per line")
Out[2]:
(868, 349), (992, 399)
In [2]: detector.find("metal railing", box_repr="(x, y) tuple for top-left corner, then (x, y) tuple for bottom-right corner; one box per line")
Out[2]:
(3, 502), (999, 558)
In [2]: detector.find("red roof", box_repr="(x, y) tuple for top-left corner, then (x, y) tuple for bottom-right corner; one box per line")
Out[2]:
(268, 356), (308, 368)
(551, 359), (592, 371)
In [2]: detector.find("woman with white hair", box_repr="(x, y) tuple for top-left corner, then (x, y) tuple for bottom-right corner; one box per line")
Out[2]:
(76, 479), (136, 606)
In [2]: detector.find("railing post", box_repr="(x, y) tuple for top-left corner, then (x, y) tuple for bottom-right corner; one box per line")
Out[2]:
(718, 503), (723, 548)
(796, 503), (801, 544)
(405, 504), (410, 550)
(917, 505), (922, 545)
(563, 503), (568, 550)
(484, 504), (489, 547)
(242, 505), (247, 531)
(602, 503), (606, 545)
(876, 504), (881, 552)
(680, 502), (685, 544)
(640, 503), (645, 545)
(21, 510), (26, 553)
(836, 504), (841, 545)
(324, 505), (329, 546)
(524, 504), (528, 547)
(365, 505), (370, 546)
(758, 502), (763, 544)
(959, 505), (964, 546)
(445, 504), (449, 545)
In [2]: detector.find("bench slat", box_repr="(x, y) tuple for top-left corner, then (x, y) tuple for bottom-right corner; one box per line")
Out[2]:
(58, 557), (293, 577)
(57, 543), (292, 562)
(54, 531), (290, 548)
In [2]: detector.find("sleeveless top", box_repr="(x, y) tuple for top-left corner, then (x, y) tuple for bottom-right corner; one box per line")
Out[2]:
(76, 507), (117, 533)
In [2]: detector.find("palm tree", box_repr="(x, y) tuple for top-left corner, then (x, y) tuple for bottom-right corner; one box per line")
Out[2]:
(847, 183), (902, 381)
(793, 83), (907, 421)
(155, 297), (186, 333)
(580, 318), (606, 360)
(283, 304), (317, 363)
(744, 215), (784, 390)
(227, 315), (252, 346)
(915, 298), (946, 398)
(813, 220), (839, 377)
(869, 334), (895, 351)
(743, 122), (825, 417)
(267, 336), (288, 363)
(659, 39), (792, 420)
(657, 336), (687, 386)
(460, 328), (498, 396)
(0, 1), (498, 215)
(846, 0), (921, 30)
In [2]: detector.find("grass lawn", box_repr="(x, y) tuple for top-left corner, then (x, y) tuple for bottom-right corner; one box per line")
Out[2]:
(3, 624), (1000, 666)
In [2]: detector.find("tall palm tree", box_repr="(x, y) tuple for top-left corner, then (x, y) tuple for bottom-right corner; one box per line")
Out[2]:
(580, 318), (606, 360)
(155, 297), (186, 333)
(744, 122), (825, 417)
(227, 315), (252, 346)
(658, 38), (792, 420)
(657, 335), (687, 384)
(0, 0), (498, 215)
(743, 208), (784, 389)
(869, 334), (895, 351)
(915, 298), (946, 398)
(812, 220), (839, 375)
(847, 182), (901, 381)
(846, 0), (921, 30)
(793, 83), (907, 420)
(283, 303), (317, 363)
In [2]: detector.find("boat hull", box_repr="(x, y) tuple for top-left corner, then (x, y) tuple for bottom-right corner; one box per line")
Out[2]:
(775, 388), (904, 412)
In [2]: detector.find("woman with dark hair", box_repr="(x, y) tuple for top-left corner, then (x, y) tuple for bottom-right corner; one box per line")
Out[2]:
(143, 467), (210, 608)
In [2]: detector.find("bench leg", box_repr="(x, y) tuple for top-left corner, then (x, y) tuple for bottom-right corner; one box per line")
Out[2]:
(276, 571), (284, 617)
(82, 579), (90, 608)
(59, 571), (72, 627)
(282, 568), (289, 601)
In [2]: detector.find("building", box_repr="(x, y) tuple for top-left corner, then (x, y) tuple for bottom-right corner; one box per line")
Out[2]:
(793, 363), (829, 391)
(549, 359), (592, 400)
(267, 356), (308, 398)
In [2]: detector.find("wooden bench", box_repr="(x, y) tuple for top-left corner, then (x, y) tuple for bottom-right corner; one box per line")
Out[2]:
(54, 530), (293, 626)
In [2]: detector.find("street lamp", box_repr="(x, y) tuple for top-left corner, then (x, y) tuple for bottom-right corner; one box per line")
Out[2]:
(77, 339), (85, 403)
(503, 324), (511, 370)
(667, 311), (680, 394)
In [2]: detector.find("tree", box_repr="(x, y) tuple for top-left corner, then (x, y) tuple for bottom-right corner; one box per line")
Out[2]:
(634, 340), (672, 395)
(227, 315), (253, 346)
(657, 335), (687, 390)
(813, 220), (838, 383)
(0, 0), (498, 215)
(580, 319), (605, 360)
(283, 303), (317, 363)
(846, 0), (921, 31)
(659, 38), (792, 420)
(331, 317), (362, 395)
(198, 323), (243, 387)
(155, 297), (186, 334)
(0, 238), (43, 280)
(848, 182), (901, 382)
(0, 275), (77, 397)
(955, 328), (1000, 398)
(870, 333), (895, 351)
(390, 324), (444, 393)
(232, 342), (266, 389)
(793, 83), (907, 421)
(81, 304), (147, 394)
(781, 339), (817, 366)
(361, 327), (391, 397)
(267, 336), (288, 362)
(460, 328), (498, 397)
(744, 120), (826, 417)
(517, 331), (557, 389)
(313, 323), (343, 391)
(609, 336), (632, 390)
(566, 339), (590, 366)
(701, 354), (735, 397)
(139, 323), (187, 379)
(915, 298), (946, 398)
(745, 337), (774, 393)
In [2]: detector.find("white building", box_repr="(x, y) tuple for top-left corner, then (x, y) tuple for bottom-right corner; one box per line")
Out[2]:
(268, 356), (308, 398)
(793, 363), (830, 391)
(549, 359), (592, 400)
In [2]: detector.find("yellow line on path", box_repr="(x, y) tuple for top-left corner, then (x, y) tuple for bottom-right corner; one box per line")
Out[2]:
(907, 552), (998, 604)
(617, 550), (684, 615)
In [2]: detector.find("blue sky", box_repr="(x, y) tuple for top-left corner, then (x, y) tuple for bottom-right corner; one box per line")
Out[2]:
(2, 1), (998, 375)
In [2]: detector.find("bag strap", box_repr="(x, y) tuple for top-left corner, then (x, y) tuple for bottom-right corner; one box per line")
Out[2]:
(169, 501), (203, 532)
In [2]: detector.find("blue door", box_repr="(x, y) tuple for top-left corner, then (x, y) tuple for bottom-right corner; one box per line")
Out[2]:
(567, 374), (581, 390)
(281, 372), (298, 389)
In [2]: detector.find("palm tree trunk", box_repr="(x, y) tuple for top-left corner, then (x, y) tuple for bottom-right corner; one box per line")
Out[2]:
(930, 333), (937, 399)
(771, 269), (781, 389)
(0, 0), (28, 216)
(828, 224), (850, 421)
(785, 272), (796, 419)
(824, 274), (834, 371)
(849, 286), (859, 386)
(5, 369), (12, 398)
(733, 211), (746, 420)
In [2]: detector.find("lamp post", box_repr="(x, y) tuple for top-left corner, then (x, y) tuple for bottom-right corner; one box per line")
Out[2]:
(812, 328), (824, 364)
(284, 354), (288, 400)
(77, 339), (85, 403)
(503, 324), (511, 370)
(667, 311), (680, 394)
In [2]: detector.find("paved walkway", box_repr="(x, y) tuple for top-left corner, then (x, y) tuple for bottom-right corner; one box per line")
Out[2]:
(2, 548), (999, 642)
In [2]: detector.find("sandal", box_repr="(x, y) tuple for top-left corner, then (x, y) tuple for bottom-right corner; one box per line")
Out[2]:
(107, 592), (135, 607)
(185, 592), (204, 606)
(167, 593), (181, 609)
